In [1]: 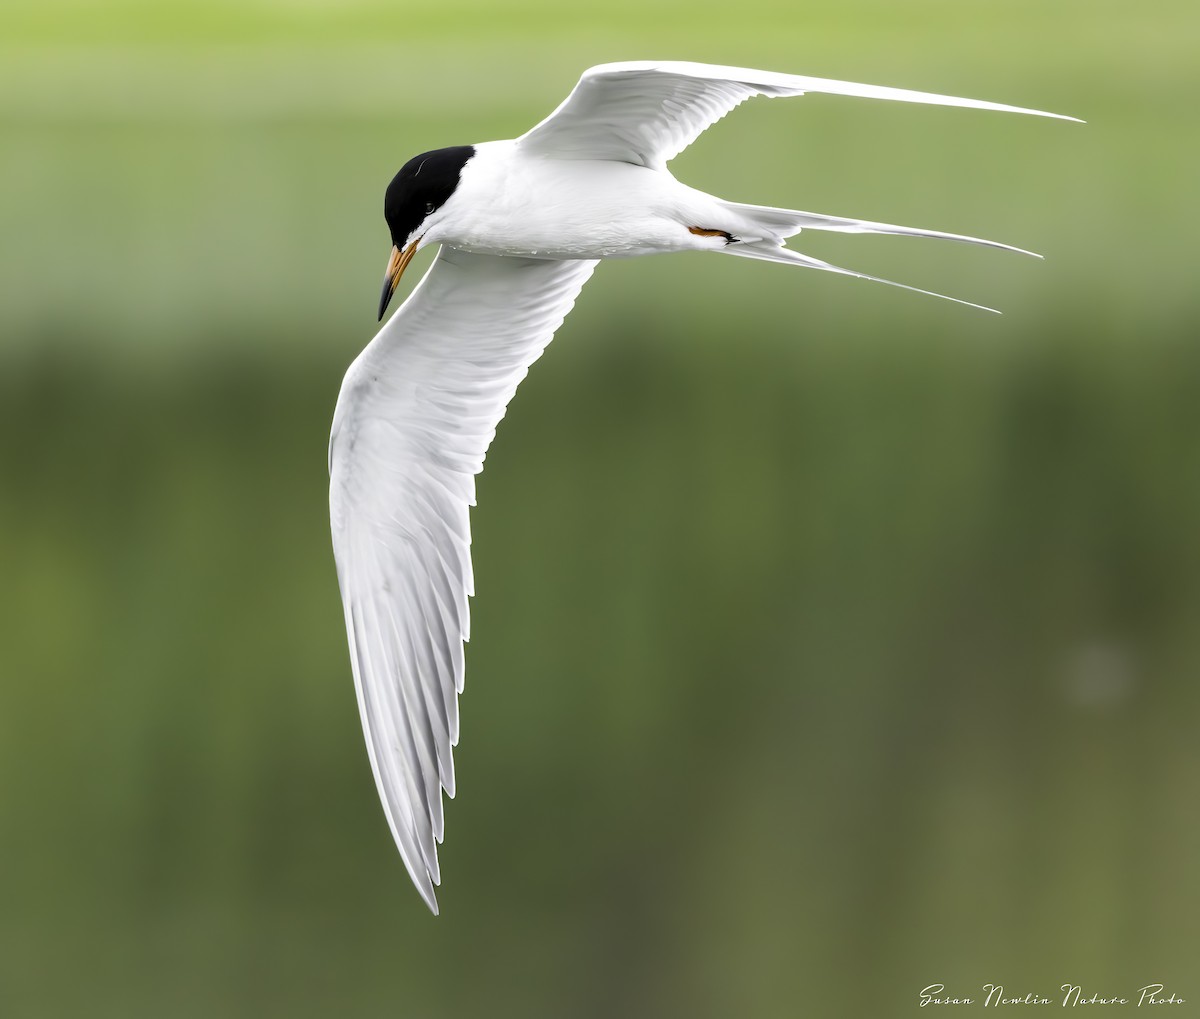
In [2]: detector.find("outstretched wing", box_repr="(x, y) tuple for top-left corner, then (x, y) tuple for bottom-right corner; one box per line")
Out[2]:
(329, 249), (598, 913)
(517, 60), (1079, 169)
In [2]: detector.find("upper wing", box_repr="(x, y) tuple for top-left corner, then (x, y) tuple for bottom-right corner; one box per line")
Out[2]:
(329, 248), (598, 913)
(517, 60), (1079, 169)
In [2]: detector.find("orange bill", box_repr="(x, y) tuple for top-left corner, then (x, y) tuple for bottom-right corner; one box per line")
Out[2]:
(378, 237), (421, 320)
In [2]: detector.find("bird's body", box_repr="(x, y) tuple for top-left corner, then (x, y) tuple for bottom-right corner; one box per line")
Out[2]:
(424, 143), (710, 259)
(328, 61), (1078, 914)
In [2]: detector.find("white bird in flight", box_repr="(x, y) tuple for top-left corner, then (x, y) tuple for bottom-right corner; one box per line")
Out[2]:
(328, 60), (1078, 913)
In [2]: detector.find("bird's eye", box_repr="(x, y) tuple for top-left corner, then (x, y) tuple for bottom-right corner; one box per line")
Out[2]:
(424, 202), (436, 216)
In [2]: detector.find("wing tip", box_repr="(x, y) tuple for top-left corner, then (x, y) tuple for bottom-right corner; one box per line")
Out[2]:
(414, 866), (441, 915)
(1006, 107), (1083, 124)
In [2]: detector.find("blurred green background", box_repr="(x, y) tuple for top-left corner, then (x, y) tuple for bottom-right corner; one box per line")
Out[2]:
(2, 0), (1198, 1016)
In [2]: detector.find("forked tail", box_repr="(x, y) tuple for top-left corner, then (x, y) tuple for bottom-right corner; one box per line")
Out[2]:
(719, 199), (1041, 312)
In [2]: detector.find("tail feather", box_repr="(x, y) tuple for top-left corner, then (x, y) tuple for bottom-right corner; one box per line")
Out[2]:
(725, 239), (1001, 314)
(723, 199), (1039, 257)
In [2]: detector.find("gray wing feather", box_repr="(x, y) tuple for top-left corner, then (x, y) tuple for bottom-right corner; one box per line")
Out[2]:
(518, 60), (1078, 168)
(329, 249), (598, 913)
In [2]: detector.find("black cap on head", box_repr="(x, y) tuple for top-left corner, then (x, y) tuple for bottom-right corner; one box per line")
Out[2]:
(384, 145), (475, 246)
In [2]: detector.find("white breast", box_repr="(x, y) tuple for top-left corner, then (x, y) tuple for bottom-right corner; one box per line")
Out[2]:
(427, 140), (720, 259)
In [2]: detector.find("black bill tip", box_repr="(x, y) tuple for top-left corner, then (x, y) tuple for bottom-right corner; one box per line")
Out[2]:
(378, 271), (397, 321)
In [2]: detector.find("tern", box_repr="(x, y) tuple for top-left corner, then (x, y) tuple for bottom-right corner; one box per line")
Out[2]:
(328, 60), (1077, 913)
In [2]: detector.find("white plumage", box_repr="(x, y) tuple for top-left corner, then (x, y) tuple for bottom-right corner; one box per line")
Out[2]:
(328, 61), (1077, 913)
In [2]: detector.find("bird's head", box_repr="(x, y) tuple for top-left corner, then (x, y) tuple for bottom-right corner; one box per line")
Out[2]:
(377, 145), (475, 320)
